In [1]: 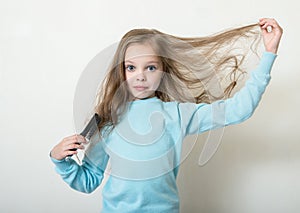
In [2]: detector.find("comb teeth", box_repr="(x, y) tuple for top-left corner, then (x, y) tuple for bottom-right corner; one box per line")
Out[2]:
(80, 113), (101, 140)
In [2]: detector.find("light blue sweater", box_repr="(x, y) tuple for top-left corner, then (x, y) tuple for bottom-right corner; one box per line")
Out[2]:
(51, 52), (277, 213)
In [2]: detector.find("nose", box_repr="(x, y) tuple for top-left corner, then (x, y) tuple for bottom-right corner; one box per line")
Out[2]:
(136, 70), (146, 81)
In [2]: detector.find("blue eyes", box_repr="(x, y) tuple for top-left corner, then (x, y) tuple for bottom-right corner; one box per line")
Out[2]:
(125, 65), (157, 72)
(147, 65), (157, 71)
(126, 65), (135, 71)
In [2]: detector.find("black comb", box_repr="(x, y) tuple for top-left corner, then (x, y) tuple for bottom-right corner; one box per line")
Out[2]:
(69, 113), (101, 154)
(80, 113), (101, 140)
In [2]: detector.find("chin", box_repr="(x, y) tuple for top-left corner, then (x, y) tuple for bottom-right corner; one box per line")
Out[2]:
(134, 95), (150, 100)
(132, 92), (154, 100)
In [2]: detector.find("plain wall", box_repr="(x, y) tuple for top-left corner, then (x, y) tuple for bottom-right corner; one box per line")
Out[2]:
(1, 0), (299, 212)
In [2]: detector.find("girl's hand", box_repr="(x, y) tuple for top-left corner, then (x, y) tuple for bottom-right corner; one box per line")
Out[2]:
(259, 18), (283, 54)
(50, 134), (87, 160)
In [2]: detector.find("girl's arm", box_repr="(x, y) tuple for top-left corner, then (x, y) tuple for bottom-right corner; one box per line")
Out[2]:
(50, 135), (109, 193)
(179, 51), (276, 135)
(179, 18), (282, 135)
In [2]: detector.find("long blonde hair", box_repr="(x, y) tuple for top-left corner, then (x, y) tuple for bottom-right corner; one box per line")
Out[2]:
(95, 23), (262, 135)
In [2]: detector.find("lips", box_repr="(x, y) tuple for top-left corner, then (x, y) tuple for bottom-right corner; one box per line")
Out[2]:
(133, 86), (148, 91)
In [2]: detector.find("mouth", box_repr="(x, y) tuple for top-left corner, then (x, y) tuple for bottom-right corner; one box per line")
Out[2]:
(133, 86), (149, 91)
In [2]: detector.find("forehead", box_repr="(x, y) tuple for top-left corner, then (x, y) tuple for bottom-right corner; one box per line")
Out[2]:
(124, 43), (159, 62)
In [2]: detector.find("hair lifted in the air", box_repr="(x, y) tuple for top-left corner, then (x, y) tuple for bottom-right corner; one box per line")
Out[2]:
(94, 23), (262, 136)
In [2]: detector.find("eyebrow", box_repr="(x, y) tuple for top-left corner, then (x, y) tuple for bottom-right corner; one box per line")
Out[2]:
(124, 60), (160, 64)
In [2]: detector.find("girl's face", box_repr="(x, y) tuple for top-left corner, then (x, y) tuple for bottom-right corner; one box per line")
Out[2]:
(124, 43), (163, 100)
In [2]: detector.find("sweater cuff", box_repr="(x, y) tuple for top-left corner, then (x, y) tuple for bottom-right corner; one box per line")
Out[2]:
(50, 154), (75, 172)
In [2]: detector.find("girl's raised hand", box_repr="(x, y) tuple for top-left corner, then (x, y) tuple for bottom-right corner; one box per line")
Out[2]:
(259, 18), (283, 54)
(50, 134), (87, 160)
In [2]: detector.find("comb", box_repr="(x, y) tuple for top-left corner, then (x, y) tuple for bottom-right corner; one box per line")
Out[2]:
(69, 113), (101, 155)
(80, 113), (101, 140)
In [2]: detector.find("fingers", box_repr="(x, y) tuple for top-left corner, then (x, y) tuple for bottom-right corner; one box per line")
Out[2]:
(63, 134), (87, 146)
(50, 134), (88, 160)
(66, 142), (85, 151)
(62, 134), (87, 153)
(259, 18), (275, 28)
(259, 18), (283, 32)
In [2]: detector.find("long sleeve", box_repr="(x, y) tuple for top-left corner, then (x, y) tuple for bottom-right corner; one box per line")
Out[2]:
(50, 141), (109, 193)
(179, 51), (277, 136)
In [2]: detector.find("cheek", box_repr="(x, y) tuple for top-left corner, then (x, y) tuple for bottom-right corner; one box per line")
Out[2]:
(149, 73), (163, 87)
(125, 74), (137, 91)
(125, 76), (134, 87)
(125, 72), (135, 81)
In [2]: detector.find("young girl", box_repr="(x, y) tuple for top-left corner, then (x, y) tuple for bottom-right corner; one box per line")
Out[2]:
(50, 18), (282, 212)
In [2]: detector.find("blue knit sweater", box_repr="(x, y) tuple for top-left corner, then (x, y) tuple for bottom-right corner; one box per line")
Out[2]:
(51, 52), (277, 213)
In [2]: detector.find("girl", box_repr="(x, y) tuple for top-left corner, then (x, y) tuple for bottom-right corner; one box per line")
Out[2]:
(50, 18), (283, 212)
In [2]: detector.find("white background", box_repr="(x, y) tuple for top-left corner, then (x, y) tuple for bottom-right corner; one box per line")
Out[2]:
(1, 0), (299, 212)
